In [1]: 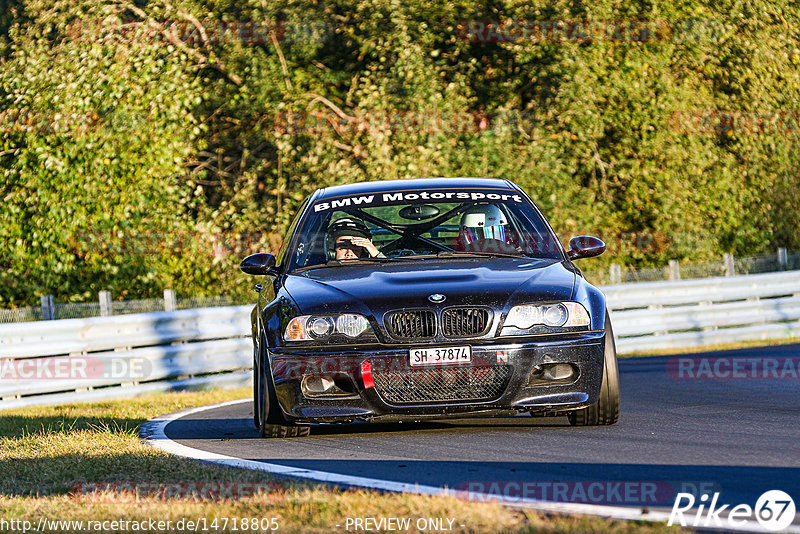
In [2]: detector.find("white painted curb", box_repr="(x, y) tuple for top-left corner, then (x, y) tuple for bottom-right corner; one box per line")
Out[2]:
(141, 399), (796, 533)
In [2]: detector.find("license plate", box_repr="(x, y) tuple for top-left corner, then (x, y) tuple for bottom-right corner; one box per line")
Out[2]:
(409, 346), (471, 367)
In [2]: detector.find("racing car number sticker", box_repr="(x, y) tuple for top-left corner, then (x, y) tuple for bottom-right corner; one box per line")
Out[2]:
(409, 346), (472, 366)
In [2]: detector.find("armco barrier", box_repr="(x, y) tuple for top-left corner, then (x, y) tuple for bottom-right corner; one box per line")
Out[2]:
(606, 270), (800, 353)
(1, 271), (799, 409)
(0, 306), (253, 410)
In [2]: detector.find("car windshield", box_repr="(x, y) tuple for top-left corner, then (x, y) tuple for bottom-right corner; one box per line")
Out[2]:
(286, 188), (564, 271)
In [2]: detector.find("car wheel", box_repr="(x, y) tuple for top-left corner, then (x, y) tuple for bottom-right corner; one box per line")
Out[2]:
(568, 312), (620, 426)
(254, 335), (311, 438)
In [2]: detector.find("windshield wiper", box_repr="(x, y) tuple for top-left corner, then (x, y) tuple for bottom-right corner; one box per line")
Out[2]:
(319, 257), (417, 267)
(327, 257), (403, 265)
(294, 256), (424, 272)
(435, 251), (533, 259)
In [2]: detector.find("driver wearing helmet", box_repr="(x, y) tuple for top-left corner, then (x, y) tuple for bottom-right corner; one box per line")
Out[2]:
(327, 217), (384, 260)
(456, 204), (517, 253)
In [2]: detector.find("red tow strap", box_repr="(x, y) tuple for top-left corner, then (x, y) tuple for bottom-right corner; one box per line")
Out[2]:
(360, 361), (374, 389)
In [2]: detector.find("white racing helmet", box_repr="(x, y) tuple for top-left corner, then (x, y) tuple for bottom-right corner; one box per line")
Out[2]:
(459, 204), (509, 245)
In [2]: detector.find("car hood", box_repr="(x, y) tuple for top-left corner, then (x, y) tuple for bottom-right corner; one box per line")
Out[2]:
(283, 258), (576, 316)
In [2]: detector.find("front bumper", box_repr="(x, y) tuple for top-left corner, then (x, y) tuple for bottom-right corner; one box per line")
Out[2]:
(268, 332), (606, 423)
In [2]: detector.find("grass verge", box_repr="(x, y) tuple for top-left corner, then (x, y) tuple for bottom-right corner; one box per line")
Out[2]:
(0, 388), (689, 533)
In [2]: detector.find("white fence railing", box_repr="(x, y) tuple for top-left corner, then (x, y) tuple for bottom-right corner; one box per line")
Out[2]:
(605, 270), (800, 353)
(0, 306), (253, 410)
(1, 270), (799, 410)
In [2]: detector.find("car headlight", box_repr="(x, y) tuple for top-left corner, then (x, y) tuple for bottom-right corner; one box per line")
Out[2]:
(336, 314), (370, 337)
(285, 314), (372, 341)
(503, 302), (590, 331)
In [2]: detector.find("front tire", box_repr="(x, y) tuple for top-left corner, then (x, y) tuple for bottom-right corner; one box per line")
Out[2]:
(568, 313), (620, 426)
(254, 335), (311, 438)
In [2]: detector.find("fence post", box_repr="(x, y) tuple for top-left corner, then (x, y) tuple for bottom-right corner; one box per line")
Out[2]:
(99, 291), (113, 317)
(668, 260), (681, 281)
(778, 247), (788, 269)
(609, 264), (622, 284)
(40, 295), (54, 321)
(164, 289), (177, 312)
(723, 253), (736, 277)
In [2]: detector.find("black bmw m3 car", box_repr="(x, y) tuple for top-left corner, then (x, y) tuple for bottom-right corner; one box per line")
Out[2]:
(241, 177), (619, 437)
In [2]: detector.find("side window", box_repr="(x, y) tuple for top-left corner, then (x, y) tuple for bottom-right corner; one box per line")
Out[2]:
(505, 204), (561, 257)
(297, 214), (329, 267)
(275, 198), (309, 268)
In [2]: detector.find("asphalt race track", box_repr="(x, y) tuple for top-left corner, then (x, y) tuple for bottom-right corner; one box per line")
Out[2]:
(149, 344), (800, 527)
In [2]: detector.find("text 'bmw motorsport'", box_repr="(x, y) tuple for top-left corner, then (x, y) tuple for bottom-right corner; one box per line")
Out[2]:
(313, 190), (524, 212)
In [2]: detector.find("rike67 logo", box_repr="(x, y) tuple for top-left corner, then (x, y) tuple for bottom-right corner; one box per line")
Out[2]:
(669, 490), (796, 531)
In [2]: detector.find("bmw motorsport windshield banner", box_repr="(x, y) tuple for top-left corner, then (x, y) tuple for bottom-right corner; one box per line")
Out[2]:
(312, 189), (525, 213)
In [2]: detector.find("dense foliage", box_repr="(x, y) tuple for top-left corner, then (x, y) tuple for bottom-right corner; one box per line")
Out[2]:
(1, 0), (798, 305)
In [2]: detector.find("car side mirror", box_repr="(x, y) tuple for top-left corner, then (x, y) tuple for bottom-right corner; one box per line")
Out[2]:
(240, 253), (278, 275)
(567, 236), (606, 260)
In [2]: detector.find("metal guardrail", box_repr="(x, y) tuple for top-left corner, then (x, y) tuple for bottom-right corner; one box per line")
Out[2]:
(606, 270), (800, 353)
(0, 306), (253, 410)
(1, 271), (799, 410)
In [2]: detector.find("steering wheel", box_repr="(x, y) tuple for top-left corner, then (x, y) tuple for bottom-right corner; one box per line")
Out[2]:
(379, 234), (454, 256)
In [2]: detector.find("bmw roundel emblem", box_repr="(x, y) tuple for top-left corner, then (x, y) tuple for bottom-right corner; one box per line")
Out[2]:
(428, 294), (446, 303)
